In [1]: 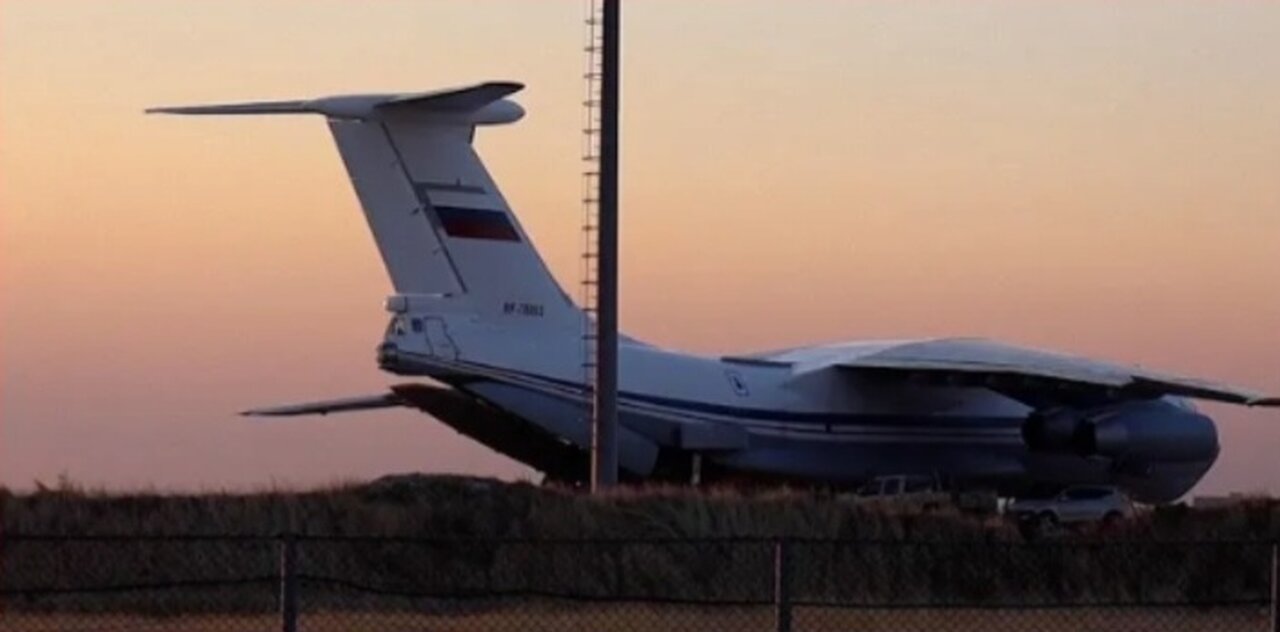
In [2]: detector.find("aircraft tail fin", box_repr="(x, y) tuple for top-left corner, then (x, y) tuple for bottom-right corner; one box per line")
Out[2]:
(149, 82), (579, 330)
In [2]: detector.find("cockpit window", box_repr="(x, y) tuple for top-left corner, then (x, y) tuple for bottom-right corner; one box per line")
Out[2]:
(387, 316), (406, 337)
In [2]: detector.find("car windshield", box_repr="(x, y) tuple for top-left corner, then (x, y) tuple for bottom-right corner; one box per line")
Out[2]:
(904, 478), (933, 493)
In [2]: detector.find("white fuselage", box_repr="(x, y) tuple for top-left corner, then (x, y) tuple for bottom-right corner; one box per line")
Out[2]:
(378, 308), (1213, 502)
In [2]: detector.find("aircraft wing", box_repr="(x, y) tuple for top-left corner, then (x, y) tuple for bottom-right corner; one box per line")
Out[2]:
(736, 338), (1280, 408)
(241, 393), (406, 417)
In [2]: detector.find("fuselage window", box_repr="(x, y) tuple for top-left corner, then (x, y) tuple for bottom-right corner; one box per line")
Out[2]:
(410, 318), (424, 333)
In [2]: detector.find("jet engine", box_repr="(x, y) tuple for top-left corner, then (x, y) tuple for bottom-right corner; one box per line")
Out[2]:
(1022, 400), (1218, 462)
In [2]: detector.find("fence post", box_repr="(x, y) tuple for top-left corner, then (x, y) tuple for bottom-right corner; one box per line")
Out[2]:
(613, 541), (625, 599)
(1272, 543), (1279, 632)
(280, 534), (299, 632)
(774, 539), (793, 632)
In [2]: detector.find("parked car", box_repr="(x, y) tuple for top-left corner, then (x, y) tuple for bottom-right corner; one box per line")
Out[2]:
(1008, 486), (1132, 535)
(856, 475), (940, 497)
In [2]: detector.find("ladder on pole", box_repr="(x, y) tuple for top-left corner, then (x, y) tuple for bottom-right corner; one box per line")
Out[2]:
(581, 0), (604, 411)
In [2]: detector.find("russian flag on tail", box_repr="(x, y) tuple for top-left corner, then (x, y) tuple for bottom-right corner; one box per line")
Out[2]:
(435, 206), (521, 242)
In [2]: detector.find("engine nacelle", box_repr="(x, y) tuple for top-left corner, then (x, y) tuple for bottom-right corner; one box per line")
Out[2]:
(1077, 401), (1219, 462)
(1021, 408), (1083, 453)
(1023, 401), (1218, 462)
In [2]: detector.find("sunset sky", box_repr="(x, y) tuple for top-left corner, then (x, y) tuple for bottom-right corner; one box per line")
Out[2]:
(2, 1), (1277, 494)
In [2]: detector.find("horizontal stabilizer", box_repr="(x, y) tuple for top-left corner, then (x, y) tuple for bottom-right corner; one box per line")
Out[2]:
(147, 82), (524, 121)
(383, 82), (523, 111)
(145, 100), (312, 116)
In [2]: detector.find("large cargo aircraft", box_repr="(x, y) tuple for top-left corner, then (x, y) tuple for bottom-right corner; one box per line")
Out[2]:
(150, 82), (1277, 502)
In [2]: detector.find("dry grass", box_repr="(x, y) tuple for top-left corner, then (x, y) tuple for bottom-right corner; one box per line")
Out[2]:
(6, 473), (1280, 543)
(1, 474), (1015, 540)
(0, 605), (1267, 632)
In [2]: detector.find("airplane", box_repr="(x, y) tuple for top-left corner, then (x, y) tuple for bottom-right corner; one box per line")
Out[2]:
(149, 82), (1278, 503)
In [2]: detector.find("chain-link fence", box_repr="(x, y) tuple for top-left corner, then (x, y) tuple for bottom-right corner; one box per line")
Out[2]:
(1, 534), (1275, 631)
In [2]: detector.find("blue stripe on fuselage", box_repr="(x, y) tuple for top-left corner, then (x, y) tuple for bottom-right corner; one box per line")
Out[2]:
(396, 351), (1023, 433)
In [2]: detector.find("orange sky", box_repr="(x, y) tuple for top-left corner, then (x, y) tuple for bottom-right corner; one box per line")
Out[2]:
(2, 1), (1277, 494)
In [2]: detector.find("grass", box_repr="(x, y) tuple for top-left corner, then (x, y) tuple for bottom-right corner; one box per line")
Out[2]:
(2, 474), (1014, 540)
(6, 473), (1280, 541)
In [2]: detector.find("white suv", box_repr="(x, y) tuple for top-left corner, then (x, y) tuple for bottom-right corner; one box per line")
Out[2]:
(1008, 486), (1132, 532)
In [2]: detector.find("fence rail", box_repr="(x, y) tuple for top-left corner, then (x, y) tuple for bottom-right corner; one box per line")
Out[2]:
(1, 534), (1276, 631)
